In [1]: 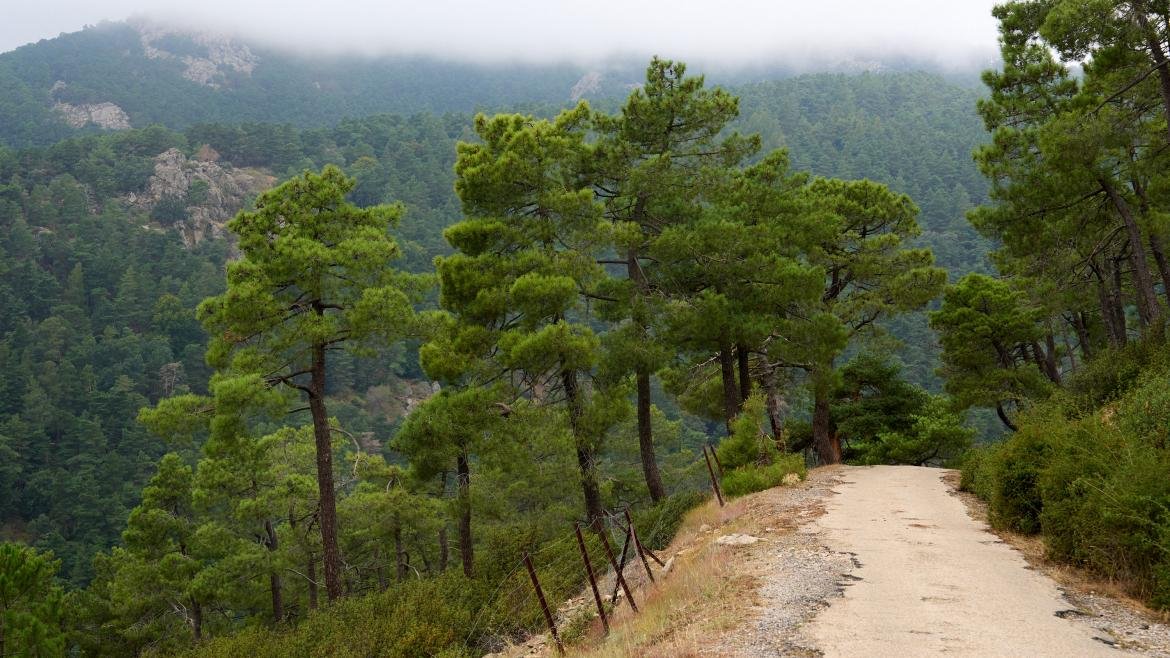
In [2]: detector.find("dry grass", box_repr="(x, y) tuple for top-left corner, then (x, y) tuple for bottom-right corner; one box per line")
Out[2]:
(500, 470), (836, 658)
(563, 496), (761, 656)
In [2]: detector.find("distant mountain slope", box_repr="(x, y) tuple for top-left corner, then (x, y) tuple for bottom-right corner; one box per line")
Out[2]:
(0, 55), (995, 581)
(0, 20), (640, 147)
(0, 20), (989, 149)
(737, 73), (990, 275)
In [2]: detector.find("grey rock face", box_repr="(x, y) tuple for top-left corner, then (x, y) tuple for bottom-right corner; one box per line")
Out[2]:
(128, 148), (274, 246)
(53, 102), (131, 130)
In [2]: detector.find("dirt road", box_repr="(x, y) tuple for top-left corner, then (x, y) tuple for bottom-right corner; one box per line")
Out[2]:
(804, 465), (1122, 657)
(536, 465), (1168, 656)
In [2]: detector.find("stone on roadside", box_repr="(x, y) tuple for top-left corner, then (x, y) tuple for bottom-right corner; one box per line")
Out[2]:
(715, 533), (760, 546)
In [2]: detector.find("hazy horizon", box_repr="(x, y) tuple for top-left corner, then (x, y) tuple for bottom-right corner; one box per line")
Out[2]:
(2, 1), (1001, 71)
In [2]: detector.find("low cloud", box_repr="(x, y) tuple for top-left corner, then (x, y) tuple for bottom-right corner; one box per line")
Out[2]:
(3, 0), (1000, 69)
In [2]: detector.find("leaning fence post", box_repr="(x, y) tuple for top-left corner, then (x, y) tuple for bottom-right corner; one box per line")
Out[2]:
(709, 443), (724, 478)
(597, 521), (638, 612)
(523, 553), (564, 655)
(623, 508), (654, 583)
(574, 522), (609, 635)
(608, 523), (632, 605)
(703, 446), (725, 507)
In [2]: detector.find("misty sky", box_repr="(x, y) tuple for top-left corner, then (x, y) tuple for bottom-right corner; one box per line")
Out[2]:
(2, 0), (1002, 67)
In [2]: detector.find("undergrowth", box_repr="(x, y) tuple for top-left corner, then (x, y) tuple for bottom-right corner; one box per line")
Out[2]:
(961, 338), (1170, 607)
(188, 490), (707, 657)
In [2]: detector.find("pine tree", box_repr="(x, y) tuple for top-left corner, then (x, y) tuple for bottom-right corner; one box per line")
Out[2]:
(800, 178), (946, 463)
(197, 166), (419, 601)
(393, 385), (504, 577)
(443, 106), (627, 525)
(929, 274), (1055, 430)
(0, 542), (65, 658)
(591, 57), (758, 500)
(654, 150), (827, 437)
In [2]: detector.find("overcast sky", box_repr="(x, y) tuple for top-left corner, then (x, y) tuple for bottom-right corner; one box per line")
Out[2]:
(1, 0), (1002, 67)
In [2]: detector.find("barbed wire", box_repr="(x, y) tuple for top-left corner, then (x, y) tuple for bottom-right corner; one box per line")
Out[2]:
(459, 451), (716, 651)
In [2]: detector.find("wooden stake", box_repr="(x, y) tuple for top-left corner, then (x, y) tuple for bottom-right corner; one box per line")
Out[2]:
(608, 525), (632, 605)
(709, 443), (724, 478)
(703, 446), (725, 507)
(623, 509), (654, 583)
(598, 523), (638, 612)
(523, 553), (564, 655)
(574, 523), (609, 635)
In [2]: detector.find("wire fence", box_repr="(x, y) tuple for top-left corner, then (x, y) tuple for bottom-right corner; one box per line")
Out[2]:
(462, 452), (725, 655)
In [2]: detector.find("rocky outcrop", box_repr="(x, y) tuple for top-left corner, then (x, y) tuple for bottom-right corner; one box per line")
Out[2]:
(54, 101), (132, 130)
(128, 148), (274, 246)
(133, 19), (259, 88)
(570, 71), (603, 101)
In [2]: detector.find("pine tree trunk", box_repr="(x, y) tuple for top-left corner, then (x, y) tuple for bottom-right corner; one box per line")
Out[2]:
(1135, 9), (1170, 144)
(563, 368), (604, 526)
(307, 555), (318, 610)
(996, 401), (1018, 432)
(763, 366), (786, 450)
(812, 388), (840, 464)
(1031, 339), (1060, 385)
(265, 519), (284, 623)
(1072, 312), (1093, 359)
(1102, 179), (1162, 325)
(1112, 259), (1131, 339)
(1149, 233), (1170, 308)
(191, 597), (203, 642)
(736, 343), (751, 403)
(309, 339), (343, 602)
(456, 451), (474, 577)
(718, 340), (740, 435)
(636, 367), (665, 501)
(1095, 257), (1128, 346)
(627, 246), (665, 503)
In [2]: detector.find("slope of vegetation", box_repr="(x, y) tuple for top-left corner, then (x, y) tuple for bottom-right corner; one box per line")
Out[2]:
(962, 339), (1170, 606)
(0, 41), (1003, 653)
(0, 21), (596, 148)
(939, 1), (1170, 611)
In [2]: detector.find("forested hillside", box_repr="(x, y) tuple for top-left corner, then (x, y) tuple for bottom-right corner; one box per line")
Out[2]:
(0, 65), (990, 588)
(0, 20), (628, 148)
(0, 17), (1000, 654)
(13, 3), (1170, 656)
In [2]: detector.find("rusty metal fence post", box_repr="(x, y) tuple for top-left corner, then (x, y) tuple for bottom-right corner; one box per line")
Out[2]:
(623, 508), (654, 583)
(574, 522), (609, 635)
(703, 445), (725, 506)
(597, 522), (637, 612)
(523, 553), (564, 655)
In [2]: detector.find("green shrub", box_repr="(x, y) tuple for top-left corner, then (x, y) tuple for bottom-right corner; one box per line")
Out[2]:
(716, 393), (779, 470)
(720, 454), (806, 498)
(985, 420), (1054, 534)
(958, 444), (995, 500)
(192, 574), (476, 657)
(634, 490), (708, 551)
(1064, 336), (1170, 408)
(960, 355), (1170, 608)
